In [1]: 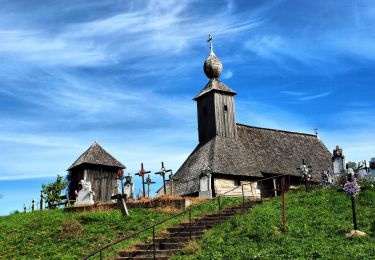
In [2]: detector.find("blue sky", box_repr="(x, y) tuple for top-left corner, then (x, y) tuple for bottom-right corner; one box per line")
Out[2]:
(1, 0), (374, 215)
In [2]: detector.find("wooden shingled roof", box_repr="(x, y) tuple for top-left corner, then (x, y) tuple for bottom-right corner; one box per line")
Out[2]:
(171, 124), (332, 196)
(68, 142), (125, 170)
(194, 78), (236, 100)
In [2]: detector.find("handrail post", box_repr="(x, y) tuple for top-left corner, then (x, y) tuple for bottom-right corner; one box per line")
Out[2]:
(218, 195), (221, 214)
(99, 250), (102, 260)
(241, 183), (245, 209)
(153, 226), (156, 260)
(189, 209), (192, 240)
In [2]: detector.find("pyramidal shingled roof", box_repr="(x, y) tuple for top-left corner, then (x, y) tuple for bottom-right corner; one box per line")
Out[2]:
(68, 142), (125, 170)
(194, 78), (236, 100)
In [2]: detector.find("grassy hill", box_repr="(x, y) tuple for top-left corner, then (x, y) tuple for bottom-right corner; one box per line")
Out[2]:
(174, 187), (375, 259)
(0, 197), (241, 259)
(1, 187), (374, 259)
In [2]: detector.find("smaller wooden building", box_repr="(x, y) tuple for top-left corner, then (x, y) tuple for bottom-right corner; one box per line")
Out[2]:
(67, 142), (125, 202)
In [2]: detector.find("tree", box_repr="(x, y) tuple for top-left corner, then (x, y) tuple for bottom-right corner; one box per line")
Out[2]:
(41, 175), (67, 209)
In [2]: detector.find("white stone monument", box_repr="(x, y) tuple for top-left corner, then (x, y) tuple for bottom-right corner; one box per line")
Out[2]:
(370, 158), (375, 177)
(74, 180), (95, 205)
(123, 175), (134, 199)
(332, 145), (345, 174)
(199, 167), (212, 199)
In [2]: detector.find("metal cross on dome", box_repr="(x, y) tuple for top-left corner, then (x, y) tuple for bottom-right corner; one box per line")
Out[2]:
(207, 34), (214, 55)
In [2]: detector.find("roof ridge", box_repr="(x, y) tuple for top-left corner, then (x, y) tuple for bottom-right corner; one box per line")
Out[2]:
(236, 123), (317, 137)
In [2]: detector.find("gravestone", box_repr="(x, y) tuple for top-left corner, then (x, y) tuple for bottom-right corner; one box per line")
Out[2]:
(74, 180), (95, 206)
(123, 175), (134, 200)
(357, 161), (368, 178)
(370, 158), (375, 177)
(199, 168), (212, 199)
(332, 145), (345, 174)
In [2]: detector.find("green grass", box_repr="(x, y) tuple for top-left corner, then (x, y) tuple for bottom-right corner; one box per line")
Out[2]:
(0, 197), (242, 259)
(174, 188), (375, 260)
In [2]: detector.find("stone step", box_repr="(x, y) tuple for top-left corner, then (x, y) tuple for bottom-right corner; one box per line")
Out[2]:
(168, 230), (205, 238)
(179, 222), (218, 228)
(167, 226), (208, 233)
(116, 201), (260, 259)
(136, 242), (185, 250)
(119, 249), (180, 258)
(116, 257), (169, 260)
(153, 236), (200, 243)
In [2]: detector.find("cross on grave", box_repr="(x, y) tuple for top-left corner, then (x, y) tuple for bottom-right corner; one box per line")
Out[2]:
(111, 193), (129, 217)
(155, 162), (172, 195)
(297, 159), (312, 192)
(166, 171), (174, 195)
(145, 174), (156, 198)
(135, 163), (151, 198)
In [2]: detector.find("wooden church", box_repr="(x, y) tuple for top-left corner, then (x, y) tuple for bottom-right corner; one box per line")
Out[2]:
(159, 37), (332, 198)
(67, 142), (125, 202)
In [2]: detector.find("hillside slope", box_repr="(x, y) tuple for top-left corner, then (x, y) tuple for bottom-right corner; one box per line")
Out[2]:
(174, 188), (375, 259)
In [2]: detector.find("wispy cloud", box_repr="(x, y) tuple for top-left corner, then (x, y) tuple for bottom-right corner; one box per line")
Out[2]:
(299, 92), (331, 101)
(281, 91), (305, 96)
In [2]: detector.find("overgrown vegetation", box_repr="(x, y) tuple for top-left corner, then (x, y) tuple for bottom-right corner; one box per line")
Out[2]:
(41, 174), (67, 209)
(174, 187), (375, 259)
(0, 196), (241, 259)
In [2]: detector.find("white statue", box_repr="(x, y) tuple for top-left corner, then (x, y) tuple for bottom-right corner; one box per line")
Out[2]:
(74, 180), (95, 205)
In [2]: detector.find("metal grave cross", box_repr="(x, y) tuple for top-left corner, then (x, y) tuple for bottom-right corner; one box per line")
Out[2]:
(135, 163), (151, 198)
(155, 162), (172, 195)
(144, 174), (156, 198)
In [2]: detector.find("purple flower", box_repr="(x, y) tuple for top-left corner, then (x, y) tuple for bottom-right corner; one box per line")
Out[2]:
(343, 181), (361, 196)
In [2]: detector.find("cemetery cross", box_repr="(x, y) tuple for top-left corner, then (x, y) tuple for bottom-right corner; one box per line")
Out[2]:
(145, 174), (156, 198)
(135, 163), (151, 198)
(155, 162), (172, 195)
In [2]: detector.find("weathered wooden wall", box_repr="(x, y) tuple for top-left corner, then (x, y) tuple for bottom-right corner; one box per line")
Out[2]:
(197, 92), (236, 143)
(214, 92), (236, 139)
(69, 166), (118, 202)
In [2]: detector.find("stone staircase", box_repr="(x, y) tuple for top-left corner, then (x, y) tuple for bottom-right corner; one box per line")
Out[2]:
(116, 201), (260, 260)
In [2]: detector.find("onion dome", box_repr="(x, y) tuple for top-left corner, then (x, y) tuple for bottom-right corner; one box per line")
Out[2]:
(204, 54), (222, 79)
(203, 34), (223, 79)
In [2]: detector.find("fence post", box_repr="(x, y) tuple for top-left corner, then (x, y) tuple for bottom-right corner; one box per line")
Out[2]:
(189, 209), (192, 240)
(260, 181), (263, 203)
(99, 250), (102, 260)
(32, 198), (35, 212)
(241, 184), (245, 209)
(153, 226), (156, 260)
(40, 192), (44, 210)
(218, 195), (221, 214)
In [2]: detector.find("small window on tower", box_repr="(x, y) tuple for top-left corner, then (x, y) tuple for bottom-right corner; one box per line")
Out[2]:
(224, 105), (228, 112)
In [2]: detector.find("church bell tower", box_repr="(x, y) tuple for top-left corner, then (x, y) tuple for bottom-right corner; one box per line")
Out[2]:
(194, 35), (237, 143)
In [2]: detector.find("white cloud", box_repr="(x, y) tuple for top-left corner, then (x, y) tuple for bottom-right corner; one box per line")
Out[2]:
(299, 92), (331, 101)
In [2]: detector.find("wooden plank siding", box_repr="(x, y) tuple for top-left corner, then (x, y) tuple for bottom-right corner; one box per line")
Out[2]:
(68, 165), (118, 202)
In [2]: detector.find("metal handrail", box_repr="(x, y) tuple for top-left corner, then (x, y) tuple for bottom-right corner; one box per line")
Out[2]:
(84, 208), (190, 259)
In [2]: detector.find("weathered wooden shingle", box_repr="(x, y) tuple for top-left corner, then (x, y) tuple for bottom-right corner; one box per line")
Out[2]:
(194, 78), (236, 100)
(68, 142), (125, 170)
(171, 124), (332, 196)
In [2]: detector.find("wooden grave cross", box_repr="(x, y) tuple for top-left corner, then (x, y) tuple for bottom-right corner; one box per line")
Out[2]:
(145, 174), (156, 198)
(155, 162), (172, 195)
(135, 163), (151, 198)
